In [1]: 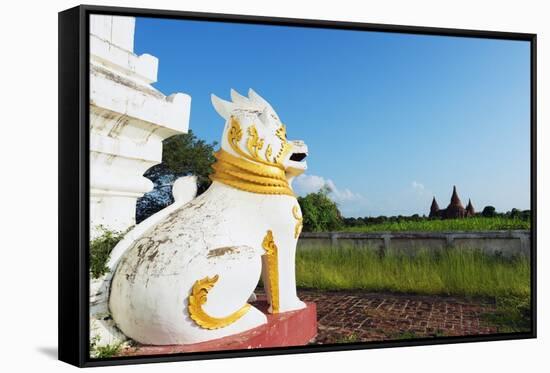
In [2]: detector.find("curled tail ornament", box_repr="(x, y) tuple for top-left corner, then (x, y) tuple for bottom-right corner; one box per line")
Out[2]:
(188, 275), (251, 330)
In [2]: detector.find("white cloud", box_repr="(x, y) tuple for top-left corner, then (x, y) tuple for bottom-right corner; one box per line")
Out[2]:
(293, 174), (367, 217)
(325, 179), (363, 202)
(292, 174), (326, 195)
(411, 181), (425, 193)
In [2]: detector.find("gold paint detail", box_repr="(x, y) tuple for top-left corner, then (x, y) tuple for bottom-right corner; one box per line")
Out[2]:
(262, 230), (280, 313)
(227, 117), (243, 146)
(188, 275), (251, 330)
(246, 125), (264, 159)
(228, 117), (283, 168)
(275, 124), (287, 141)
(265, 144), (273, 162)
(209, 150), (295, 196)
(274, 124), (292, 164)
(275, 141), (292, 165)
(292, 205), (303, 239)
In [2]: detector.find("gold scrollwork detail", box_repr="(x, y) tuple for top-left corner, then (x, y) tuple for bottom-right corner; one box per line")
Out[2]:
(275, 124), (287, 142)
(188, 275), (251, 330)
(292, 205), (303, 239)
(274, 124), (292, 164)
(262, 230), (280, 313)
(228, 117), (243, 147)
(275, 141), (292, 165)
(246, 125), (265, 159)
(220, 117), (297, 193)
(228, 117), (283, 168)
(265, 144), (273, 162)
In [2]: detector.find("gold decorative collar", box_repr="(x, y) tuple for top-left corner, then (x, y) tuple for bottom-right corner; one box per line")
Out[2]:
(209, 149), (295, 196)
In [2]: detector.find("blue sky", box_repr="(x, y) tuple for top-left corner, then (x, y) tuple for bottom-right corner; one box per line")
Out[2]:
(134, 17), (531, 217)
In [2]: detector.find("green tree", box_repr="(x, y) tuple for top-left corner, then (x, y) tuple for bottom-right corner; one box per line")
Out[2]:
(136, 131), (218, 222)
(162, 130), (217, 194)
(297, 186), (343, 232)
(482, 206), (497, 218)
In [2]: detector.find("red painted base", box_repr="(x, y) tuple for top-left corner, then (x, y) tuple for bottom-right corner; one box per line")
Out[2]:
(121, 299), (317, 356)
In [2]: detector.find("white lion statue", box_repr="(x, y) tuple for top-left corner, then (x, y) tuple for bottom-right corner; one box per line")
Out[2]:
(109, 88), (309, 345)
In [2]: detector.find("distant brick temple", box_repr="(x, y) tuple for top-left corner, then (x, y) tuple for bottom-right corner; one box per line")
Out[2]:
(429, 186), (475, 219)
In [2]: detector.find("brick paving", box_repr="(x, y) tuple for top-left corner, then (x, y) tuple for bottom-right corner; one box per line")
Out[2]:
(256, 290), (497, 344)
(119, 290), (498, 357)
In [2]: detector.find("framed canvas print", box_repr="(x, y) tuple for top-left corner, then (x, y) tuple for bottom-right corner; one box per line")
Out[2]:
(58, 4), (537, 367)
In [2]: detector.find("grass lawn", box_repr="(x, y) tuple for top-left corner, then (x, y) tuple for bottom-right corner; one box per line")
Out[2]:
(295, 244), (531, 332)
(340, 217), (530, 233)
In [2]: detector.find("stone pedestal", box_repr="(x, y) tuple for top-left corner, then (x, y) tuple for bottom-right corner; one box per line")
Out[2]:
(120, 300), (318, 356)
(89, 14), (191, 237)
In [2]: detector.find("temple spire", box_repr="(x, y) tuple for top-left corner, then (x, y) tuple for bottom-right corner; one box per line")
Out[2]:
(445, 185), (466, 218)
(466, 198), (475, 217)
(450, 185), (462, 206)
(430, 186), (473, 219)
(429, 197), (440, 218)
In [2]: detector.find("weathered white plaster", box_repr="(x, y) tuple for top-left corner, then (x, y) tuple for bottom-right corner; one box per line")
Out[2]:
(109, 89), (309, 345)
(90, 176), (198, 347)
(90, 274), (128, 348)
(107, 176), (198, 272)
(89, 14), (191, 237)
(88, 15), (194, 348)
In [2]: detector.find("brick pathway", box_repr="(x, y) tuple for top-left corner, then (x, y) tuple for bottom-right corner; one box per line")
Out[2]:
(257, 290), (497, 344)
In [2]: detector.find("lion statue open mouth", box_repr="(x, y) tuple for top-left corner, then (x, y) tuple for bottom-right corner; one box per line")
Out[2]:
(109, 89), (309, 345)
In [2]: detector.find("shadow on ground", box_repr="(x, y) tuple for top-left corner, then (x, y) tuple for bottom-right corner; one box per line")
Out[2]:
(37, 346), (58, 360)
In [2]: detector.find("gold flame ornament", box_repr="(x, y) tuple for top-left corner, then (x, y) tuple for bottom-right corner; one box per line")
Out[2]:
(265, 144), (273, 162)
(227, 117), (282, 167)
(292, 205), (303, 239)
(246, 125), (265, 159)
(262, 230), (280, 313)
(188, 275), (251, 329)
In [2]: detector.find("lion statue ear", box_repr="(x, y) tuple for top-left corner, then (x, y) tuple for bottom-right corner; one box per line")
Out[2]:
(211, 94), (235, 120)
(248, 88), (271, 110)
(230, 88), (251, 106)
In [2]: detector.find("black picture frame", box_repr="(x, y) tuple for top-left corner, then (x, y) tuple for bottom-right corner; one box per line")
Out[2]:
(58, 4), (537, 368)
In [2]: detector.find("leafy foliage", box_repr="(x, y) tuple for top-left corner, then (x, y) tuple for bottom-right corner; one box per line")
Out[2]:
(136, 164), (178, 223)
(297, 186), (343, 232)
(481, 295), (532, 333)
(162, 130), (217, 194)
(136, 131), (217, 223)
(341, 207), (530, 233)
(90, 227), (125, 279)
(482, 205), (497, 218)
(90, 335), (123, 359)
(341, 216), (530, 233)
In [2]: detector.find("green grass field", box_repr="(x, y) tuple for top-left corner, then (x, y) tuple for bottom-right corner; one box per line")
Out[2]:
(295, 244), (531, 332)
(295, 245), (530, 297)
(341, 217), (530, 233)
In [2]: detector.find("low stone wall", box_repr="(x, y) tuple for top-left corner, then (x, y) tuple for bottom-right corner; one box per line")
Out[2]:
(298, 230), (531, 257)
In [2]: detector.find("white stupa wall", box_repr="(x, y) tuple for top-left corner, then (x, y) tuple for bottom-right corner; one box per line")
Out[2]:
(89, 14), (191, 237)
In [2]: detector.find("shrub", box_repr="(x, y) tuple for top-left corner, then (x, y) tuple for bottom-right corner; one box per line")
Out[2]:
(89, 335), (123, 359)
(298, 186), (343, 232)
(90, 227), (125, 279)
(482, 206), (497, 218)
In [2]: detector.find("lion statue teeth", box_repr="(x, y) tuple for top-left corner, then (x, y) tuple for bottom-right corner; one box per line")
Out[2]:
(109, 88), (309, 345)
